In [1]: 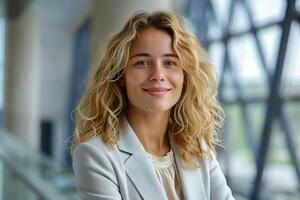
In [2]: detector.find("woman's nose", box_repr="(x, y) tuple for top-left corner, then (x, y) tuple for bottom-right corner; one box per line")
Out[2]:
(149, 63), (165, 81)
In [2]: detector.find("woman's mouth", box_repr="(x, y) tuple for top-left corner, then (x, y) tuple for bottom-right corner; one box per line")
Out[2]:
(142, 87), (171, 96)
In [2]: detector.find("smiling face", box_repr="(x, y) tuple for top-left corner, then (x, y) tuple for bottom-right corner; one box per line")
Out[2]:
(122, 26), (184, 113)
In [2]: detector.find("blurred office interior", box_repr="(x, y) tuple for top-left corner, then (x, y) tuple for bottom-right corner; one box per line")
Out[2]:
(0, 0), (299, 199)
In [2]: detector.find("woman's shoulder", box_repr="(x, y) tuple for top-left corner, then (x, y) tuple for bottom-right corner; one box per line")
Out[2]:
(72, 135), (116, 160)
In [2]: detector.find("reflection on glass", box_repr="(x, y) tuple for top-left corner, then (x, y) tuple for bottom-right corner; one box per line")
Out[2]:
(0, 131), (79, 200)
(0, 18), (5, 129)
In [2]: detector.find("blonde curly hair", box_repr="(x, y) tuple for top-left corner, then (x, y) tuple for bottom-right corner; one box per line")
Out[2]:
(71, 11), (224, 167)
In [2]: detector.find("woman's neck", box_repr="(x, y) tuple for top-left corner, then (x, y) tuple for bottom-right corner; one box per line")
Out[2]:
(126, 107), (171, 156)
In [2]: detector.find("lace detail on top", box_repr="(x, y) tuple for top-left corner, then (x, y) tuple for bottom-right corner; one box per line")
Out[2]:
(147, 150), (174, 168)
(147, 150), (184, 200)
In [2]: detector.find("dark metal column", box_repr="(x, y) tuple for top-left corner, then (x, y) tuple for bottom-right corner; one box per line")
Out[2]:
(251, 0), (296, 199)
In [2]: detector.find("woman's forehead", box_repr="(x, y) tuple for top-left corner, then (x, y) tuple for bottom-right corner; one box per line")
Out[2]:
(129, 27), (176, 57)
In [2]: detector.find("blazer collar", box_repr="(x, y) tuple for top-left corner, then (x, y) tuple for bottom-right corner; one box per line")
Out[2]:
(117, 118), (168, 200)
(117, 117), (207, 200)
(117, 117), (140, 154)
(172, 146), (208, 200)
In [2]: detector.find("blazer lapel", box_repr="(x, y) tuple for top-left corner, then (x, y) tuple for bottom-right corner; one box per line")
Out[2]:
(173, 146), (208, 200)
(118, 118), (167, 200)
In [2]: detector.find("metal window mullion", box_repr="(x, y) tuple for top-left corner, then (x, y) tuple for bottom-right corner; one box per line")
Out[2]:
(278, 102), (300, 186)
(241, 0), (300, 182)
(251, 0), (296, 199)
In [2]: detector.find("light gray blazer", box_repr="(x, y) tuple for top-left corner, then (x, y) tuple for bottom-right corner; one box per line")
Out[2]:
(72, 119), (235, 200)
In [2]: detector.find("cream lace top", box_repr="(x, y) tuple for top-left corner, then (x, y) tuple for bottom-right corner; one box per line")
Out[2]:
(147, 150), (184, 200)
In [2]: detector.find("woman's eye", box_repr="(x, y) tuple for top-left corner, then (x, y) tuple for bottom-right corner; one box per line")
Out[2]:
(164, 60), (177, 67)
(134, 60), (150, 66)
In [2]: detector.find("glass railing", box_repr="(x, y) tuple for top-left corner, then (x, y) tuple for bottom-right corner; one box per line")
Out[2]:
(0, 130), (79, 200)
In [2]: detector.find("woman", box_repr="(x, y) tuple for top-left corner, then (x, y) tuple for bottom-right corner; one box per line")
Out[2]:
(72, 11), (235, 200)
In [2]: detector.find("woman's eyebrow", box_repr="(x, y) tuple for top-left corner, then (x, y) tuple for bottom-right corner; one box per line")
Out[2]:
(129, 53), (179, 59)
(163, 53), (179, 58)
(129, 53), (150, 59)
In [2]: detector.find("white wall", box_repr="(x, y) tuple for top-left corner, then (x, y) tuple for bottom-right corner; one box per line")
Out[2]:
(36, 0), (91, 162)
(5, 3), (41, 149)
(4, 0), (91, 160)
(91, 0), (173, 65)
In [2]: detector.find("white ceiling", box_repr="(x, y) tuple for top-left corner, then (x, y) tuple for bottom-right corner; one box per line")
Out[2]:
(35, 0), (91, 26)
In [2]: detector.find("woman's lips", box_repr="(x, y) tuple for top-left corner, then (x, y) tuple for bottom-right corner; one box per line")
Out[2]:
(143, 88), (171, 96)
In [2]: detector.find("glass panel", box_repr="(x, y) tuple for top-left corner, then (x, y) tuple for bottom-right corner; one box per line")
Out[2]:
(285, 102), (300, 150)
(264, 120), (299, 195)
(280, 22), (300, 98)
(247, 102), (266, 140)
(210, 0), (232, 27)
(209, 43), (239, 101)
(0, 18), (5, 129)
(224, 105), (256, 180)
(208, 42), (224, 77)
(257, 25), (281, 74)
(186, 0), (299, 198)
(207, 17), (223, 40)
(2, 166), (38, 200)
(228, 34), (268, 98)
(247, 0), (286, 26)
(296, 0), (300, 12)
(0, 131), (79, 200)
(0, 160), (2, 200)
(222, 69), (239, 101)
(229, 1), (251, 33)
